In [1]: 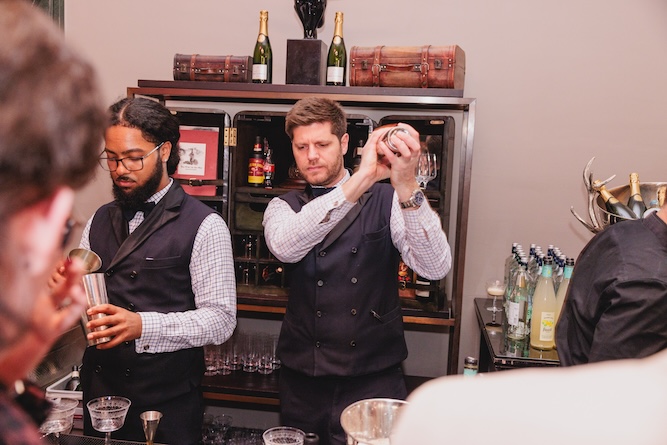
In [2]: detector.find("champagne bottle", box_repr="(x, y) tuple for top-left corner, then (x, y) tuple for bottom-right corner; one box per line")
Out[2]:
(326, 12), (347, 86)
(627, 172), (646, 218)
(507, 262), (529, 340)
(252, 10), (272, 84)
(644, 185), (667, 217)
(65, 365), (82, 391)
(596, 181), (637, 223)
(248, 136), (265, 186)
(554, 257), (574, 329)
(530, 257), (557, 350)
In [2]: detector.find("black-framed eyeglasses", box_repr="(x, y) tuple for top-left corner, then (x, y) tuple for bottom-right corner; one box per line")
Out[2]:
(98, 141), (165, 172)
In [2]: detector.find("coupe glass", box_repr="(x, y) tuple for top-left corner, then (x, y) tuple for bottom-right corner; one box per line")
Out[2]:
(87, 395), (131, 445)
(39, 398), (78, 443)
(485, 279), (506, 327)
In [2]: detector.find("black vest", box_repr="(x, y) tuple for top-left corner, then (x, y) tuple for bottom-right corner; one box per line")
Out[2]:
(82, 182), (214, 406)
(277, 183), (407, 377)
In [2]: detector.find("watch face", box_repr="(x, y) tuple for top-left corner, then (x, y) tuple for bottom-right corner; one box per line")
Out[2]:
(413, 190), (425, 206)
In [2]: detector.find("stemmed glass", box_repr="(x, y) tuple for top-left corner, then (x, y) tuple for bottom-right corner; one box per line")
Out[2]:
(39, 398), (78, 444)
(415, 152), (437, 189)
(485, 279), (505, 327)
(87, 396), (131, 445)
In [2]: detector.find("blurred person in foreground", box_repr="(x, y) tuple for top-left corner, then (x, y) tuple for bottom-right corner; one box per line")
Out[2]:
(393, 349), (667, 445)
(263, 97), (451, 445)
(556, 201), (667, 365)
(78, 97), (237, 444)
(0, 1), (107, 443)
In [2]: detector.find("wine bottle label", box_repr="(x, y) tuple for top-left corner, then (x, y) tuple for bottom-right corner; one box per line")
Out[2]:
(538, 312), (555, 341)
(252, 64), (268, 81)
(327, 66), (344, 83)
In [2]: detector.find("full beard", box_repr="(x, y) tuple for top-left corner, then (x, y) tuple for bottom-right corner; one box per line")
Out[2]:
(112, 160), (164, 209)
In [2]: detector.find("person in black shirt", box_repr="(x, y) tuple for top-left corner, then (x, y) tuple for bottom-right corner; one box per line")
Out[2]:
(556, 208), (667, 365)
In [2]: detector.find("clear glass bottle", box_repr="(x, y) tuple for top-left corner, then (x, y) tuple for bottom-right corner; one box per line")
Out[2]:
(326, 12), (347, 86)
(530, 257), (557, 350)
(463, 356), (478, 376)
(252, 10), (272, 84)
(554, 257), (575, 328)
(507, 262), (529, 340)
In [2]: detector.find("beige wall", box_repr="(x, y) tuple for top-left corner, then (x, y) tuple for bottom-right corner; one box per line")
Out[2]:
(65, 0), (667, 373)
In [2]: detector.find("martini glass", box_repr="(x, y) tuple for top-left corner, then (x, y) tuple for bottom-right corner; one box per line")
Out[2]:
(87, 396), (131, 445)
(485, 279), (505, 327)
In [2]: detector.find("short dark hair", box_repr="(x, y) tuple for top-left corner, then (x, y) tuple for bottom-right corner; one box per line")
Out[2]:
(0, 0), (106, 221)
(108, 97), (181, 175)
(285, 97), (347, 140)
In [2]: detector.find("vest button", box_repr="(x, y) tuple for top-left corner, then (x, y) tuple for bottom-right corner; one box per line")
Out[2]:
(316, 310), (322, 317)
(128, 303), (136, 312)
(315, 341), (321, 348)
(351, 277), (358, 284)
(319, 251), (327, 257)
(105, 270), (114, 277)
(94, 365), (102, 373)
(130, 270), (138, 279)
(350, 309), (357, 316)
(351, 247), (358, 254)
(350, 340), (356, 347)
(125, 368), (131, 377)
(317, 280), (324, 287)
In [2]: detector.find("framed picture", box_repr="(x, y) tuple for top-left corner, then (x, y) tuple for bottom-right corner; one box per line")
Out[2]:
(174, 125), (220, 196)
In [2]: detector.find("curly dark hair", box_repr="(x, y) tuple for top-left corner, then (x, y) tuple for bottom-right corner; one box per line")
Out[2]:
(108, 97), (181, 175)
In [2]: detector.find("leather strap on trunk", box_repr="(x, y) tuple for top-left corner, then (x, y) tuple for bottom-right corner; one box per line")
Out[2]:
(372, 45), (384, 87)
(189, 54), (198, 81)
(420, 45), (431, 88)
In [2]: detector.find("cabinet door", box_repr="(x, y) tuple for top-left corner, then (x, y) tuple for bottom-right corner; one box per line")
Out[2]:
(379, 115), (455, 312)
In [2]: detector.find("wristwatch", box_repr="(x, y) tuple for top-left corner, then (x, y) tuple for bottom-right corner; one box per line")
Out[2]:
(399, 189), (425, 209)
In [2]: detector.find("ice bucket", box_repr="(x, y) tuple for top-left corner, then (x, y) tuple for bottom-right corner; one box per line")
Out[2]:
(340, 398), (408, 445)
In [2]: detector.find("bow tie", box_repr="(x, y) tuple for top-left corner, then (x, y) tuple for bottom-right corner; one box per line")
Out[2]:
(311, 186), (336, 198)
(122, 201), (156, 221)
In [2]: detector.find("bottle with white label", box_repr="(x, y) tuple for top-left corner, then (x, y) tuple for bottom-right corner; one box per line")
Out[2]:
(529, 257), (557, 350)
(252, 10), (272, 84)
(326, 12), (347, 86)
(507, 261), (529, 340)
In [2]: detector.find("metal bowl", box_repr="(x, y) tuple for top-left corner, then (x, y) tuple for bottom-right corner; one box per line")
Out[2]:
(594, 181), (667, 226)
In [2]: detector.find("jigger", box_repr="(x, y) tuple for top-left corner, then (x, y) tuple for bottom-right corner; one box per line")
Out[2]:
(140, 410), (163, 445)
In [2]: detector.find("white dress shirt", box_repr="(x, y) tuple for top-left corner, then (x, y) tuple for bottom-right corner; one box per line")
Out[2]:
(263, 172), (451, 280)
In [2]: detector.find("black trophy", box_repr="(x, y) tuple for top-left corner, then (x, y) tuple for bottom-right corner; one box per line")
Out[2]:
(286, 0), (328, 85)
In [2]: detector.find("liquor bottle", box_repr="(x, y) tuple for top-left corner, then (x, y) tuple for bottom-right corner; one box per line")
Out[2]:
(627, 172), (646, 218)
(326, 11), (347, 86)
(263, 139), (274, 189)
(530, 257), (557, 350)
(65, 365), (82, 391)
(507, 262), (529, 340)
(597, 181), (637, 223)
(351, 139), (364, 173)
(554, 257), (574, 328)
(252, 10), (272, 84)
(248, 136), (265, 186)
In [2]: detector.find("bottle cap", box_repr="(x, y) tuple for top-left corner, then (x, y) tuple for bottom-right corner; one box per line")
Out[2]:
(464, 356), (478, 366)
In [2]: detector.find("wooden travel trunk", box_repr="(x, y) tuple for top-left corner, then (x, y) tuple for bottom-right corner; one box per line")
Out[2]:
(173, 53), (252, 82)
(349, 45), (465, 89)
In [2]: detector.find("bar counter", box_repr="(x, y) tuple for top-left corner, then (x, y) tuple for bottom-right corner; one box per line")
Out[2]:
(474, 297), (559, 371)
